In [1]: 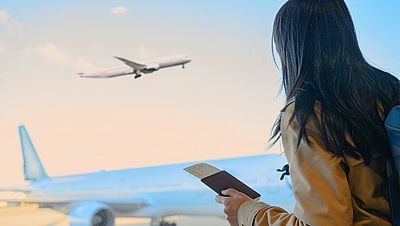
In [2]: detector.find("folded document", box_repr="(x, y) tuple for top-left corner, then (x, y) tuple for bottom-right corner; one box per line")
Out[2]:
(184, 163), (261, 200)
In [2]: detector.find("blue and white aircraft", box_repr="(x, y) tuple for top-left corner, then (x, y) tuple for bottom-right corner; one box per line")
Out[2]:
(0, 125), (294, 226)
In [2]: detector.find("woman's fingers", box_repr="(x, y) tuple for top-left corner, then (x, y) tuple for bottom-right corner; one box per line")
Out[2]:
(222, 188), (249, 198)
(216, 190), (251, 226)
(216, 188), (249, 205)
(215, 195), (227, 204)
(221, 188), (238, 197)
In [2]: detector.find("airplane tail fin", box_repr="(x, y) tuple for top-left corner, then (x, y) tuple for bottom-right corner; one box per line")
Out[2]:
(19, 125), (49, 181)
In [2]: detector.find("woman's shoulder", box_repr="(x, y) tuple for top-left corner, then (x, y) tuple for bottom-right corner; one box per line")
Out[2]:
(280, 99), (323, 122)
(279, 100), (296, 135)
(280, 99), (295, 113)
(279, 99), (322, 143)
(280, 99), (296, 131)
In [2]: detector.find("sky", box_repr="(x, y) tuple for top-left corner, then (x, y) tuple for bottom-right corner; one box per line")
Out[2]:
(0, 0), (399, 186)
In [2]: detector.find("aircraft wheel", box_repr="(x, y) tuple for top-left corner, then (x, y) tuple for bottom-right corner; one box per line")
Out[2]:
(159, 222), (176, 226)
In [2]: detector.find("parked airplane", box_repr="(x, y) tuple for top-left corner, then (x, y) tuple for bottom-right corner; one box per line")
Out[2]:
(78, 54), (191, 79)
(0, 125), (294, 226)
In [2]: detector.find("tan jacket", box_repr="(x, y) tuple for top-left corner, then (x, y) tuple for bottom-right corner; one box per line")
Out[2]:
(237, 101), (391, 226)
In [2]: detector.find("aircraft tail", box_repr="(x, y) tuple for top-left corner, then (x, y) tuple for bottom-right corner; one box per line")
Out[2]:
(19, 125), (49, 181)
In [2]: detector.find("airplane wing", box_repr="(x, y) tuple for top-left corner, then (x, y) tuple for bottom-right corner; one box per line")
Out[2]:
(0, 195), (149, 211)
(114, 56), (146, 70)
(0, 186), (32, 193)
(0, 198), (69, 207)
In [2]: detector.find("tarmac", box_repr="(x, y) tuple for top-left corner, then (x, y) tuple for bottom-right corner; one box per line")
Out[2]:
(0, 204), (228, 226)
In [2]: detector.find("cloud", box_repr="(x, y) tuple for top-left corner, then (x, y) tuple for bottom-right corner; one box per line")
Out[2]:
(137, 46), (151, 59)
(111, 6), (129, 14)
(0, 10), (20, 33)
(34, 43), (68, 65)
(0, 39), (5, 54)
(23, 42), (101, 73)
(73, 56), (101, 73)
(0, 10), (9, 23)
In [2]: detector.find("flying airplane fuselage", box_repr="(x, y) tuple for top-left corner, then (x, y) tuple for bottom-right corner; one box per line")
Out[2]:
(79, 54), (191, 79)
(149, 55), (191, 71)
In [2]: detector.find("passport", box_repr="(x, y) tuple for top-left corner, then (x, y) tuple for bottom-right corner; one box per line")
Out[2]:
(184, 163), (261, 200)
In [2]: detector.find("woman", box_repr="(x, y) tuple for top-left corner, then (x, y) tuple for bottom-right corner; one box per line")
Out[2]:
(216, 0), (400, 225)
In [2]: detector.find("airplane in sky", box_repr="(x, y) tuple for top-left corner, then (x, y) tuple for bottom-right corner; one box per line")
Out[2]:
(0, 125), (294, 226)
(78, 54), (191, 79)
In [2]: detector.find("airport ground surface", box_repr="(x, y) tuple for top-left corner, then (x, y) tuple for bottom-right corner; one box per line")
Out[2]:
(0, 205), (228, 226)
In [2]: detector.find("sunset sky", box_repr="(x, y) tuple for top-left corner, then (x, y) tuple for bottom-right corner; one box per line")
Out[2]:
(1, 0), (399, 186)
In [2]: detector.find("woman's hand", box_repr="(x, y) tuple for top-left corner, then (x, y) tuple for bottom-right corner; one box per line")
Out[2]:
(215, 188), (252, 226)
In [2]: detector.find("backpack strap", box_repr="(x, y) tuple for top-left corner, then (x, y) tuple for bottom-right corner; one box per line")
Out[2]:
(386, 157), (400, 226)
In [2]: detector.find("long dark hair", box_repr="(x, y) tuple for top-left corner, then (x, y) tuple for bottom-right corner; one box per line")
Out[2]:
(270, 0), (400, 164)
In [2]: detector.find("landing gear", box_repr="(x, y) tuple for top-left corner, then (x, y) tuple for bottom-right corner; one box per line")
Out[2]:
(160, 222), (176, 226)
(151, 218), (177, 226)
(134, 73), (142, 79)
(182, 64), (185, 69)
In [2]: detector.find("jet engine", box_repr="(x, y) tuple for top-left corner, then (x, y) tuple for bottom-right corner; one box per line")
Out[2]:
(69, 201), (115, 226)
(143, 63), (160, 73)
